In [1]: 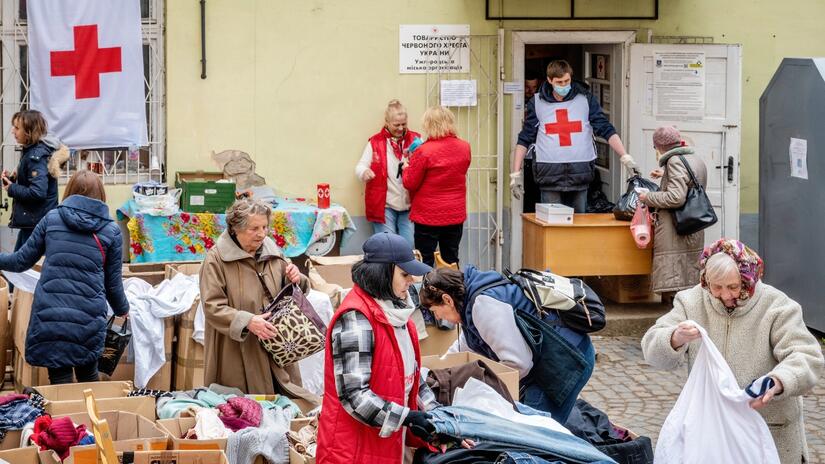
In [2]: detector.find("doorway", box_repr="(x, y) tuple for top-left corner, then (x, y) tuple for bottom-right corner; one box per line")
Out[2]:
(510, 31), (636, 269)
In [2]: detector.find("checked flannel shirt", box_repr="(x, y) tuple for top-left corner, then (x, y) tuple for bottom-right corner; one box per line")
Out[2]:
(331, 309), (439, 438)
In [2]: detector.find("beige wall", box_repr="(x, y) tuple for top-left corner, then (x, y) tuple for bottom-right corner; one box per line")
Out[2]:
(161, 0), (825, 220)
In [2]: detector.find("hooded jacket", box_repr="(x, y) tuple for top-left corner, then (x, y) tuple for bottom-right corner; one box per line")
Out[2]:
(7, 139), (69, 229)
(517, 81), (616, 191)
(0, 195), (130, 368)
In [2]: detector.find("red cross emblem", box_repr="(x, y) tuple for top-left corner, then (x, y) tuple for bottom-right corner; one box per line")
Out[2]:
(50, 25), (122, 99)
(544, 109), (582, 147)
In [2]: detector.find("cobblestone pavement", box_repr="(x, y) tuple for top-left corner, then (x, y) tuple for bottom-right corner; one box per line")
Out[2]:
(581, 336), (825, 462)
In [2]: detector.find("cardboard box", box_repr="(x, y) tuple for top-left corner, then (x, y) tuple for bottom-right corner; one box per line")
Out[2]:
(0, 445), (38, 463)
(419, 325), (459, 357)
(167, 263), (205, 391)
(131, 450), (228, 464)
(421, 352), (520, 401)
(35, 381), (156, 420)
(11, 288), (34, 354)
(306, 255), (361, 288)
(0, 430), (22, 450)
(585, 275), (659, 304)
(39, 411), (169, 464)
(289, 417), (316, 464)
(13, 347), (49, 391)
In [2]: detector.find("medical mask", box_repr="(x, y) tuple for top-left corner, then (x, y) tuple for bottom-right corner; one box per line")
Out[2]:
(553, 84), (572, 97)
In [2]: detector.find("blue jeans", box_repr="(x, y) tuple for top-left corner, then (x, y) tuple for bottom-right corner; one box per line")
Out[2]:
(520, 337), (596, 424)
(371, 208), (413, 247)
(496, 452), (561, 463)
(427, 406), (615, 463)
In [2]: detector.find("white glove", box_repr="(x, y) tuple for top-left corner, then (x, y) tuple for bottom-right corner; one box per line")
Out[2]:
(620, 154), (637, 170)
(509, 171), (524, 200)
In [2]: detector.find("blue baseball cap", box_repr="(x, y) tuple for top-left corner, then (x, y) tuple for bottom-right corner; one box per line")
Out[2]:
(363, 232), (432, 276)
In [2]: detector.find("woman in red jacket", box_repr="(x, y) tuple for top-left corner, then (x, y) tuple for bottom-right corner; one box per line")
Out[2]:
(402, 106), (471, 267)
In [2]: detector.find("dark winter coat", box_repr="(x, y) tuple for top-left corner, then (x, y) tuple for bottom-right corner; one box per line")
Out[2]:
(8, 141), (60, 229)
(0, 195), (130, 368)
(518, 81), (616, 191)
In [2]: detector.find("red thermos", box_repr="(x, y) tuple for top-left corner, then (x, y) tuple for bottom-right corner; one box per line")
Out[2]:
(317, 183), (330, 209)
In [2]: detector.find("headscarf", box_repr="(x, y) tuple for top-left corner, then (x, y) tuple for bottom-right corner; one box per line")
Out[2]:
(699, 238), (764, 303)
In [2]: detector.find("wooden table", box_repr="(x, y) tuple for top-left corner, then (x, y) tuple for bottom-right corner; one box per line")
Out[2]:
(522, 213), (652, 276)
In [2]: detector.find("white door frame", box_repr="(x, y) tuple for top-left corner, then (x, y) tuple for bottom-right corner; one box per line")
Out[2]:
(509, 30), (636, 270)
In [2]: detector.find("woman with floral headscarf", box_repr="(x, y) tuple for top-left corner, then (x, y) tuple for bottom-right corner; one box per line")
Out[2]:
(641, 239), (824, 463)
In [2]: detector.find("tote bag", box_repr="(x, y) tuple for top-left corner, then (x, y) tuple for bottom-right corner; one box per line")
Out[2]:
(258, 284), (327, 368)
(654, 321), (780, 464)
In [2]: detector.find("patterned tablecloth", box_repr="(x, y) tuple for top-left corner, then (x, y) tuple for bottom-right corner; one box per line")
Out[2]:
(117, 197), (356, 263)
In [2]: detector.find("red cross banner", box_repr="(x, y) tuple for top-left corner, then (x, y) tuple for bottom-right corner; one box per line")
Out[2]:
(28, 0), (147, 149)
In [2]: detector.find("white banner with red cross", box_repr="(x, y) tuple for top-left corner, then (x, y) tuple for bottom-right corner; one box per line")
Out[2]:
(27, 0), (148, 149)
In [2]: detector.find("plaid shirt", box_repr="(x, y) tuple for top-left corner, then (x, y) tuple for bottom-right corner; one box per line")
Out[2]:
(0, 398), (44, 441)
(331, 310), (439, 438)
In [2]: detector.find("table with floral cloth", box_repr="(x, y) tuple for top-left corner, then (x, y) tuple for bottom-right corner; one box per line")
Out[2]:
(117, 197), (356, 263)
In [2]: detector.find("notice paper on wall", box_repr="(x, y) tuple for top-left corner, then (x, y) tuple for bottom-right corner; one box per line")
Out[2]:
(789, 137), (808, 180)
(503, 82), (523, 94)
(653, 52), (706, 121)
(440, 79), (477, 107)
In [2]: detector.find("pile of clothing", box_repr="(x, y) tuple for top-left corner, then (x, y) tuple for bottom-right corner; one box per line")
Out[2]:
(0, 392), (45, 444)
(141, 384), (308, 464)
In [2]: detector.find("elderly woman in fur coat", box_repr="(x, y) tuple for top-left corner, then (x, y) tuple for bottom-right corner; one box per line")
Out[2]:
(642, 239), (824, 463)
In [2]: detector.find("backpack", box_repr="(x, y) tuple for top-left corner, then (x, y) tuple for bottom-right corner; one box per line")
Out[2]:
(503, 268), (606, 333)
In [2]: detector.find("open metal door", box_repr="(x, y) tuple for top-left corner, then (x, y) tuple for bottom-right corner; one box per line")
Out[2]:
(628, 44), (742, 243)
(425, 31), (504, 270)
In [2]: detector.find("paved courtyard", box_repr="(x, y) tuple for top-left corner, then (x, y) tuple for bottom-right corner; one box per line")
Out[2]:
(581, 336), (825, 462)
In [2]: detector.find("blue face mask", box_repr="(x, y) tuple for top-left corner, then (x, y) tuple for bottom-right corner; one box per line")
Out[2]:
(553, 84), (572, 97)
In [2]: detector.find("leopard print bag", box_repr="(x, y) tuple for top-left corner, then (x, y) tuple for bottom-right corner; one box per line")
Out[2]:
(258, 284), (327, 368)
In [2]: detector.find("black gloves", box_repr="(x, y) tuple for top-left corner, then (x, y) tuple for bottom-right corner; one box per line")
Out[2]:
(403, 410), (436, 441)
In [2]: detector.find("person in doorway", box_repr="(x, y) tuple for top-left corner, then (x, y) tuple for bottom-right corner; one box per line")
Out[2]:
(355, 100), (420, 247)
(199, 198), (318, 401)
(317, 232), (472, 464)
(524, 74), (541, 102)
(0, 170), (129, 384)
(510, 60), (635, 213)
(641, 239), (824, 463)
(4, 110), (68, 251)
(638, 126), (708, 304)
(402, 106), (471, 268)
(418, 266), (596, 424)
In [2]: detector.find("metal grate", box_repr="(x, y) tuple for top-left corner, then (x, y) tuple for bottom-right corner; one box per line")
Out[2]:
(425, 34), (503, 270)
(0, 0), (165, 184)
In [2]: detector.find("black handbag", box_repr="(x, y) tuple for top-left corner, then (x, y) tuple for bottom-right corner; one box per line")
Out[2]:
(98, 316), (131, 376)
(673, 155), (718, 235)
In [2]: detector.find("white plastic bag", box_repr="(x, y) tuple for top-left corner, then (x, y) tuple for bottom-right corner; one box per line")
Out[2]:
(133, 188), (181, 216)
(654, 321), (780, 464)
(297, 290), (335, 397)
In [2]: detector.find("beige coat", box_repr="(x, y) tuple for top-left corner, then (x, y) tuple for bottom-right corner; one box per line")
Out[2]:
(199, 231), (319, 404)
(642, 283), (824, 463)
(642, 147), (707, 293)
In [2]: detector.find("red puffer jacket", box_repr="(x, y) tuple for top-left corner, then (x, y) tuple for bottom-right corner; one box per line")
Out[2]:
(402, 135), (471, 226)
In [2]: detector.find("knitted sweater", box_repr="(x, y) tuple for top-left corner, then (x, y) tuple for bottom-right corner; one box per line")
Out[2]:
(641, 283), (824, 463)
(402, 135), (471, 226)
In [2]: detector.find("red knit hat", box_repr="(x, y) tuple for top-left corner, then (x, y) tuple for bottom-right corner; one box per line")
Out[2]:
(652, 126), (681, 148)
(32, 416), (87, 460)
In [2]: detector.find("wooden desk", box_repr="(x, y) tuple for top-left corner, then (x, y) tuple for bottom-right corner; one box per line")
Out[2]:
(522, 213), (652, 276)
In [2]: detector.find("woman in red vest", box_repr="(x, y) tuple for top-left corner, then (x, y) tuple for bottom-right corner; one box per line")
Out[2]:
(355, 100), (420, 247)
(316, 232), (440, 463)
(402, 106), (471, 267)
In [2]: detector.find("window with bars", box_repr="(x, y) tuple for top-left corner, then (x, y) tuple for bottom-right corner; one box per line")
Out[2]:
(0, 0), (165, 184)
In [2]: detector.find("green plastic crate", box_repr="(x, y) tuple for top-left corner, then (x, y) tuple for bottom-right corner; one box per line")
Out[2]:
(175, 171), (236, 213)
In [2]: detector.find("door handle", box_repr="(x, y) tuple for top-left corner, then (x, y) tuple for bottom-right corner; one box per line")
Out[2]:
(715, 156), (736, 182)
